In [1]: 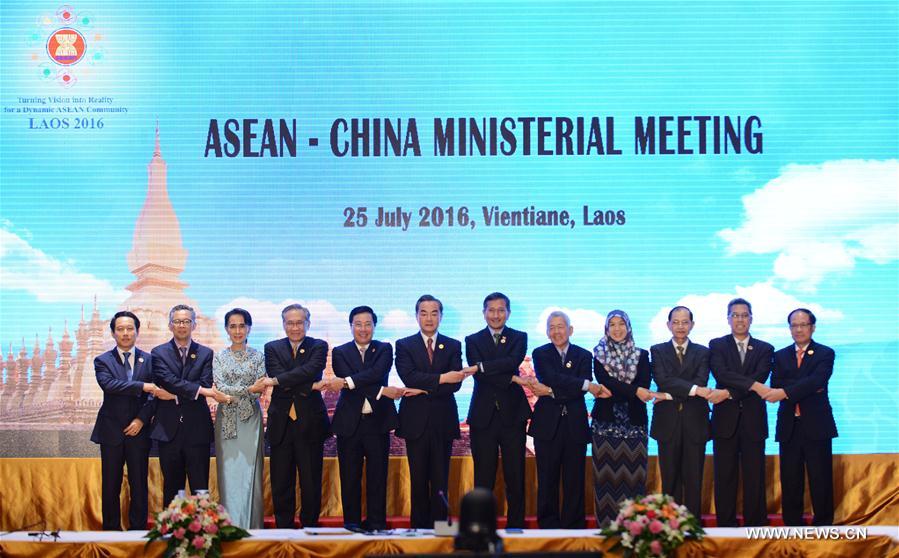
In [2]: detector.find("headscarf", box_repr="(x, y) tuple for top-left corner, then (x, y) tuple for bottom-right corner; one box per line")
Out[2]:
(593, 309), (642, 383)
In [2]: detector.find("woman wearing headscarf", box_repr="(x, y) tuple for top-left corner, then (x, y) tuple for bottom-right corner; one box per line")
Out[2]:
(591, 310), (655, 526)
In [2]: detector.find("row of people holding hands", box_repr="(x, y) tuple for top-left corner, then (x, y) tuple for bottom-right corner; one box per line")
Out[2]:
(92, 293), (836, 532)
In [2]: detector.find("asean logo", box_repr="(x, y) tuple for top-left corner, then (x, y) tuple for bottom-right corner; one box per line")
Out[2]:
(28, 5), (105, 87)
(47, 28), (87, 66)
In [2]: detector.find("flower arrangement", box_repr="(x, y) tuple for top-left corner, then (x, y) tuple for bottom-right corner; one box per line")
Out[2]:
(601, 493), (704, 557)
(145, 493), (250, 557)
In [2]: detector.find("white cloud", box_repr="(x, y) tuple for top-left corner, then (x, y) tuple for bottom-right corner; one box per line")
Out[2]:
(533, 306), (606, 347)
(0, 227), (128, 304)
(380, 309), (418, 332)
(718, 159), (899, 290)
(647, 282), (844, 347)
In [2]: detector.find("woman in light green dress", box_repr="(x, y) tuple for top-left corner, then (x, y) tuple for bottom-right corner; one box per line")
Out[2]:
(212, 308), (266, 529)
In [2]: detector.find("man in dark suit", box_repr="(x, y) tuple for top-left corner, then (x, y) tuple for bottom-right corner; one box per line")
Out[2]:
(395, 295), (476, 529)
(330, 306), (405, 532)
(464, 292), (530, 528)
(708, 298), (774, 527)
(650, 306), (710, 519)
(528, 310), (608, 529)
(151, 305), (217, 507)
(262, 303), (331, 528)
(92, 311), (167, 530)
(765, 308), (837, 526)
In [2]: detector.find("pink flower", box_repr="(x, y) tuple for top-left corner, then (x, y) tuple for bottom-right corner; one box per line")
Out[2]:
(669, 518), (680, 529)
(189, 520), (202, 533)
(650, 540), (663, 555)
(159, 523), (169, 535)
(629, 521), (644, 536)
(646, 510), (656, 519)
(204, 523), (219, 534)
(649, 520), (664, 534)
(192, 536), (206, 549)
(173, 527), (186, 539)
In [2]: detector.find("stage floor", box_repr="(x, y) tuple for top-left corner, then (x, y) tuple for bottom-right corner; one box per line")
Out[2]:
(1, 527), (897, 557)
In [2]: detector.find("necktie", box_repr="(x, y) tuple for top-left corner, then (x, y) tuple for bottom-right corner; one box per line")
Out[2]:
(738, 341), (746, 364)
(360, 347), (366, 363)
(292, 344), (298, 359)
(560, 350), (567, 365)
(493, 332), (501, 345)
(794, 347), (805, 417)
(179, 346), (187, 365)
(124, 351), (132, 381)
(427, 337), (434, 364)
(676, 345), (685, 365)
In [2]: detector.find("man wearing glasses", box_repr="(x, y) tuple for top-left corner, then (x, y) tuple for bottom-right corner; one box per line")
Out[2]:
(708, 298), (774, 527)
(262, 304), (330, 528)
(151, 305), (217, 507)
(765, 308), (837, 526)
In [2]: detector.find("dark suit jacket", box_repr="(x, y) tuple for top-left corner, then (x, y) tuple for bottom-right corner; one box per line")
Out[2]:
(331, 339), (398, 436)
(264, 336), (330, 445)
(150, 339), (214, 445)
(395, 333), (462, 441)
(91, 347), (155, 446)
(527, 343), (592, 444)
(649, 341), (710, 444)
(771, 340), (837, 442)
(593, 349), (652, 427)
(709, 335), (773, 440)
(465, 326), (530, 428)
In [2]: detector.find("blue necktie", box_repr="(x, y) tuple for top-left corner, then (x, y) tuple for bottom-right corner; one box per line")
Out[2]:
(124, 351), (132, 381)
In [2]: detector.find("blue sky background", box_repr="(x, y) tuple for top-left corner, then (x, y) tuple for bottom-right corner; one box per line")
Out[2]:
(2, 1), (897, 453)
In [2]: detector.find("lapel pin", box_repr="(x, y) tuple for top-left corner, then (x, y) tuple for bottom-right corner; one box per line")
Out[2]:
(747, 345), (753, 351)
(299, 348), (305, 354)
(500, 336), (507, 344)
(138, 357), (145, 363)
(807, 350), (814, 355)
(190, 354), (196, 359)
(438, 343), (444, 350)
(565, 361), (572, 368)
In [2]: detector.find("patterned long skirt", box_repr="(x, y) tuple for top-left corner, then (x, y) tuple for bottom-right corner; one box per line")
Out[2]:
(591, 430), (648, 526)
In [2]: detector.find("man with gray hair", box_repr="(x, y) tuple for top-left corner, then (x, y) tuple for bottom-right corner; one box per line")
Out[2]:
(151, 304), (218, 507)
(262, 303), (330, 528)
(528, 310), (608, 528)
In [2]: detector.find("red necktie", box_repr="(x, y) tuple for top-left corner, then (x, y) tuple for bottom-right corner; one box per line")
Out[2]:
(427, 337), (434, 364)
(794, 347), (805, 416)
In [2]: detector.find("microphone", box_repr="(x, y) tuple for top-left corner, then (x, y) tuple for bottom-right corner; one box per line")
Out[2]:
(437, 490), (452, 526)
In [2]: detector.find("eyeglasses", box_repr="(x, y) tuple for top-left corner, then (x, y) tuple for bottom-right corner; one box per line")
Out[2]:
(729, 313), (751, 319)
(790, 323), (812, 330)
(171, 319), (193, 326)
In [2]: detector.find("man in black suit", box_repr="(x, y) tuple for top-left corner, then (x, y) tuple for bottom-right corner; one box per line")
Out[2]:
(395, 295), (477, 529)
(708, 298), (774, 527)
(650, 306), (710, 519)
(92, 311), (168, 530)
(330, 306), (405, 531)
(262, 303), (331, 528)
(528, 310), (608, 528)
(150, 305), (217, 507)
(464, 292), (530, 529)
(765, 308), (837, 526)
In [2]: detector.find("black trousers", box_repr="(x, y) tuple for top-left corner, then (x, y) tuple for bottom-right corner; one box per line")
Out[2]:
(779, 417), (834, 526)
(405, 433), (453, 529)
(534, 415), (586, 529)
(713, 420), (767, 526)
(657, 425), (706, 519)
(470, 411), (526, 528)
(270, 419), (325, 528)
(99, 436), (150, 530)
(337, 416), (390, 530)
(158, 431), (210, 509)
